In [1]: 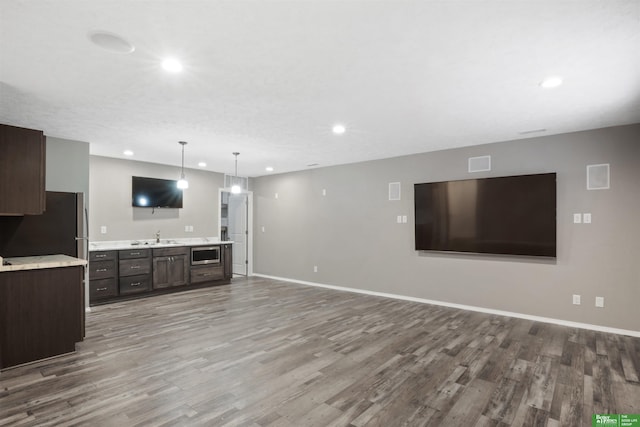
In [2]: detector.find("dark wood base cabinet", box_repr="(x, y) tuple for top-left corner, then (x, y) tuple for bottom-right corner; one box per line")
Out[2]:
(0, 266), (84, 370)
(152, 247), (188, 289)
(89, 244), (232, 306)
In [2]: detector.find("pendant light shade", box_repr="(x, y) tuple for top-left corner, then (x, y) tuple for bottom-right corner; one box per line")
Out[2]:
(177, 141), (189, 189)
(231, 152), (241, 194)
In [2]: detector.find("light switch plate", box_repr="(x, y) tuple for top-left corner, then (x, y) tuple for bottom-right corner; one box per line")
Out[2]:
(397, 215), (402, 223)
(595, 296), (604, 308)
(583, 213), (591, 224)
(100, 226), (107, 234)
(573, 213), (582, 224)
(572, 294), (581, 305)
(402, 215), (407, 223)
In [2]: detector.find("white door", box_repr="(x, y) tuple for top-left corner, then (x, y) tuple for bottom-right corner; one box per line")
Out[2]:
(228, 193), (248, 275)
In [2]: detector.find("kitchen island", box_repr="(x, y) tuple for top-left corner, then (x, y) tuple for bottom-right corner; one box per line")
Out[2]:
(0, 254), (87, 370)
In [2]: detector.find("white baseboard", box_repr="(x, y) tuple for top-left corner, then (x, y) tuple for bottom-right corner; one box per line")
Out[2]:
(253, 273), (640, 338)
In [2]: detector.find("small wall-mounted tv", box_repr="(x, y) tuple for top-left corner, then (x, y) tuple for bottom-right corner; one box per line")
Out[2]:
(414, 173), (556, 257)
(132, 176), (183, 208)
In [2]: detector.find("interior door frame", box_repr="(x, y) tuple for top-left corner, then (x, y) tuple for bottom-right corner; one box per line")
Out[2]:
(218, 188), (253, 276)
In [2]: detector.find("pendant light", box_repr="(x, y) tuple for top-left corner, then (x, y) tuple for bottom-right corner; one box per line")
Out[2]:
(231, 152), (241, 194)
(177, 141), (189, 189)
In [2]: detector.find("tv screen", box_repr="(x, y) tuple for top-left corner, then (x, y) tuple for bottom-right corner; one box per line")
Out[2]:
(414, 173), (556, 257)
(132, 176), (183, 208)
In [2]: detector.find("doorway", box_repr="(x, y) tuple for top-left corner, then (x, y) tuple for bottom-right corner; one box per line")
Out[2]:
(219, 189), (252, 276)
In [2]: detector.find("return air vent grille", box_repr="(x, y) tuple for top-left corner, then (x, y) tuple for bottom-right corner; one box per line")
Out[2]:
(468, 155), (491, 173)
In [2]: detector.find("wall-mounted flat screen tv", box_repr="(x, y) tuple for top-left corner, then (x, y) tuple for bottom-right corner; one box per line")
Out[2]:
(414, 173), (556, 257)
(132, 176), (183, 208)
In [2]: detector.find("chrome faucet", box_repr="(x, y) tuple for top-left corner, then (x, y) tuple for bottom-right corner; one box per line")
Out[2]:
(155, 230), (160, 243)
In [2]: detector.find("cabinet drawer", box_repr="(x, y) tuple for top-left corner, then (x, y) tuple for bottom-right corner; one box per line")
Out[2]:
(119, 258), (151, 277)
(153, 247), (188, 257)
(119, 274), (151, 295)
(89, 250), (117, 262)
(119, 248), (150, 259)
(89, 260), (117, 279)
(89, 278), (118, 300)
(190, 265), (224, 283)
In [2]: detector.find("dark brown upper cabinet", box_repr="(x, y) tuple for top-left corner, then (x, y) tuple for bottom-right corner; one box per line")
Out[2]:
(0, 123), (46, 215)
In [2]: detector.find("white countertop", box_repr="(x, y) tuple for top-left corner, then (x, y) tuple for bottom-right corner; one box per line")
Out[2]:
(0, 254), (88, 273)
(89, 237), (233, 251)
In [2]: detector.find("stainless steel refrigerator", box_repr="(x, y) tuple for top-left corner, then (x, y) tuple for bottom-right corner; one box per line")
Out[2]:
(0, 191), (87, 259)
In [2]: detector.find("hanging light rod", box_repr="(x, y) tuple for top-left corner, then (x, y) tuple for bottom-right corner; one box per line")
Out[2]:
(231, 152), (241, 194)
(177, 141), (189, 189)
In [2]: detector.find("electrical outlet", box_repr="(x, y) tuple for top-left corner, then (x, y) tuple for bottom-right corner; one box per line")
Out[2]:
(261, 226), (265, 232)
(572, 294), (581, 305)
(322, 189), (326, 196)
(583, 213), (592, 224)
(573, 213), (582, 224)
(275, 192), (279, 199)
(100, 226), (107, 234)
(313, 265), (318, 273)
(595, 296), (604, 308)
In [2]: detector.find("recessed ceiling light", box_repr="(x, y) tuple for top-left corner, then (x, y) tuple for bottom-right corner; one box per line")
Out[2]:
(162, 58), (183, 73)
(88, 31), (135, 54)
(198, 162), (207, 167)
(540, 76), (563, 88)
(123, 150), (134, 156)
(332, 124), (346, 135)
(265, 166), (274, 172)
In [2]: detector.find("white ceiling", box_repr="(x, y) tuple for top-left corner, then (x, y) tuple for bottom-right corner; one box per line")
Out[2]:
(1, 1), (639, 177)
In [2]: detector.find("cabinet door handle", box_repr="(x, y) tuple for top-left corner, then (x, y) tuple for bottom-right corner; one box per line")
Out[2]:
(130, 252), (140, 255)
(96, 268), (108, 272)
(131, 282), (141, 287)
(96, 287), (108, 291)
(96, 254), (107, 258)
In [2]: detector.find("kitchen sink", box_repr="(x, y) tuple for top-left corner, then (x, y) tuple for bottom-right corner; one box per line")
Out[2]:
(131, 239), (180, 247)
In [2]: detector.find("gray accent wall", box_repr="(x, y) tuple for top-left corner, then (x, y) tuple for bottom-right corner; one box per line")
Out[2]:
(90, 156), (224, 241)
(252, 124), (640, 332)
(46, 136), (90, 195)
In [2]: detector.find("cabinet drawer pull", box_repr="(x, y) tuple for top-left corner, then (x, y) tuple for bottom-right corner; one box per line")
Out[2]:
(130, 252), (140, 255)
(96, 268), (108, 272)
(96, 254), (107, 258)
(130, 282), (141, 287)
(130, 265), (140, 269)
(96, 287), (108, 291)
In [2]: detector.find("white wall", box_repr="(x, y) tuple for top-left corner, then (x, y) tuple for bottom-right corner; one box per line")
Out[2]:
(252, 124), (640, 333)
(90, 156), (224, 241)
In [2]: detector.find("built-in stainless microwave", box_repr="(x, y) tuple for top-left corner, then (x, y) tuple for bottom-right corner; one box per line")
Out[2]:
(191, 246), (221, 265)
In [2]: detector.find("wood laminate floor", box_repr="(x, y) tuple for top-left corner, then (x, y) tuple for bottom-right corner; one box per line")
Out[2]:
(1, 277), (639, 426)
